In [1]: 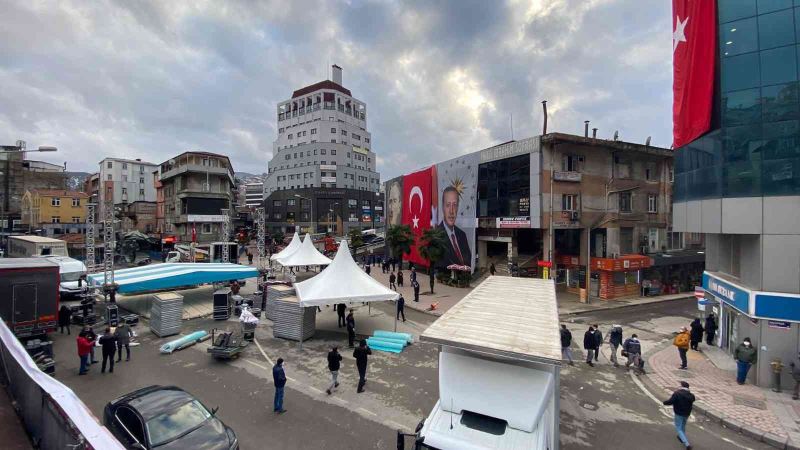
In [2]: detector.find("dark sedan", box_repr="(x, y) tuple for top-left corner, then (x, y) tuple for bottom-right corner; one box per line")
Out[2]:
(103, 385), (238, 450)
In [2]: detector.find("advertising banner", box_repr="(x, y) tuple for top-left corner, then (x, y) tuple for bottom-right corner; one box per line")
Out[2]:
(385, 176), (404, 228)
(435, 153), (479, 273)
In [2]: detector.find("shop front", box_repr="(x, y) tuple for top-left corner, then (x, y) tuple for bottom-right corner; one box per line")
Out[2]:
(554, 254), (585, 295)
(703, 272), (800, 388)
(590, 254), (652, 300)
(642, 249), (706, 296)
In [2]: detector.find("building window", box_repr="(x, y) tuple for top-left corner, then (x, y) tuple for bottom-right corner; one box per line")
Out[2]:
(341, 130), (347, 136)
(648, 194), (658, 213)
(72, 198), (80, 207)
(561, 194), (578, 211)
(619, 192), (632, 212)
(51, 197), (60, 206)
(348, 199), (358, 207)
(331, 139), (336, 143)
(279, 128), (284, 133)
(311, 128), (317, 135)
(51, 216), (61, 224)
(122, 163), (127, 170)
(139, 189), (145, 197)
(365, 138), (370, 143)
(285, 154), (291, 160)
(287, 199), (296, 206)
(288, 134), (293, 140)
(321, 149), (327, 155)
(201, 223), (213, 234)
(614, 157), (632, 178)
(139, 177), (145, 184)
(331, 149), (337, 155)
(72, 217), (81, 223)
(645, 163), (657, 181)
(122, 188), (127, 195)
(273, 200), (282, 207)
(108, 174), (112, 180)
(122, 175), (128, 182)
(107, 161), (113, 169)
(562, 155), (583, 172)
(331, 128), (336, 133)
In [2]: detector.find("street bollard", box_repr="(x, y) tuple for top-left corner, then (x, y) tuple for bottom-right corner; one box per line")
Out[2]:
(771, 359), (784, 393)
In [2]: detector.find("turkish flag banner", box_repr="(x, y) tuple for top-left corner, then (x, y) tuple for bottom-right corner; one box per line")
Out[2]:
(401, 166), (434, 267)
(672, 0), (716, 148)
(191, 223), (197, 243)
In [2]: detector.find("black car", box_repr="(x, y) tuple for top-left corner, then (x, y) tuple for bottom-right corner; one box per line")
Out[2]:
(104, 385), (238, 450)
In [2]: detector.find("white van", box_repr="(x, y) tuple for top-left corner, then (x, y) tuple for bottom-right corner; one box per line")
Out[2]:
(38, 256), (88, 299)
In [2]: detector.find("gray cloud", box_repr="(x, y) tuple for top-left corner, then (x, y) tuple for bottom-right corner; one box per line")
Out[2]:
(1, 0), (672, 180)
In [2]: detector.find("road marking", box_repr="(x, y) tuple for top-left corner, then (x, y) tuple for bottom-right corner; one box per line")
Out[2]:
(696, 424), (756, 450)
(253, 337), (274, 366)
(307, 386), (323, 394)
(357, 407), (377, 416)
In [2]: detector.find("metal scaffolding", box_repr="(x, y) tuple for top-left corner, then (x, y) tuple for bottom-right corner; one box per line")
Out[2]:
(254, 207), (266, 271)
(103, 201), (115, 289)
(220, 209), (231, 263)
(85, 203), (96, 274)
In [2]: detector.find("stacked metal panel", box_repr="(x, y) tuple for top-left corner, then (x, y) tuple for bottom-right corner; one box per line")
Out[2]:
(271, 294), (316, 342)
(265, 284), (294, 321)
(150, 292), (183, 337)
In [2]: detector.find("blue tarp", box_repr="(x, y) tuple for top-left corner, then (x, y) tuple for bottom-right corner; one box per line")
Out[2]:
(87, 263), (259, 294)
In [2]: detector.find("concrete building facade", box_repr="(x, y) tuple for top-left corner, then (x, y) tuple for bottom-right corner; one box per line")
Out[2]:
(97, 157), (158, 222)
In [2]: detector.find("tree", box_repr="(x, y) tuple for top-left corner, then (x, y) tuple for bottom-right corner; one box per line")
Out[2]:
(272, 230), (285, 245)
(348, 228), (364, 248)
(418, 227), (448, 294)
(386, 224), (414, 267)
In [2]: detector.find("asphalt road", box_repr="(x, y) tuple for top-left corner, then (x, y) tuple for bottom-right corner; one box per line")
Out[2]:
(48, 297), (773, 449)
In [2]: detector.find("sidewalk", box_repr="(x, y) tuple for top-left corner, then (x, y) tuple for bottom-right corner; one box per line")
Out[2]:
(645, 344), (800, 449)
(558, 292), (694, 315)
(367, 265), (475, 316)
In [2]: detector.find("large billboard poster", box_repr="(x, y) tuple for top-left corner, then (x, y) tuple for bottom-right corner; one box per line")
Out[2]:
(401, 166), (435, 267)
(385, 176), (403, 227)
(435, 153), (478, 273)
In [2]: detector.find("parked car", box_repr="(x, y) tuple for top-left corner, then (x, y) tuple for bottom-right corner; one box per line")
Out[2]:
(104, 386), (238, 450)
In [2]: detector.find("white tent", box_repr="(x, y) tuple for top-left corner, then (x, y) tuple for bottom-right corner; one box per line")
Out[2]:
(275, 233), (332, 267)
(270, 232), (302, 261)
(294, 240), (399, 307)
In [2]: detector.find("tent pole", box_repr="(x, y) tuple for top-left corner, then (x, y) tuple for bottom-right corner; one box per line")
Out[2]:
(393, 303), (397, 332)
(299, 304), (303, 350)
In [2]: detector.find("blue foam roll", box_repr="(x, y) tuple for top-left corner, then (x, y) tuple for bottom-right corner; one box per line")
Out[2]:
(369, 342), (402, 353)
(160, 330), (209, 354)
(367, 337), (404, 351)
(374, 330), (413, 343)
(367, 336), (407, 347)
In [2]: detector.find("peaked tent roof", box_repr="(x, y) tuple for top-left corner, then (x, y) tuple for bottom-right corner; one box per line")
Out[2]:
(270, 232), (302, 261)
(294, 240), (399, 306)
(275, 234), (332, 267)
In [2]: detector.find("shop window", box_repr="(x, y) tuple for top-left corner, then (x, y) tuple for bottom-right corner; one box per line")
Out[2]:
(619, 227), (634, 254)
(202, 223), (212, 234)
(561, 194), (578, 211)
(618, 192), (632, 212)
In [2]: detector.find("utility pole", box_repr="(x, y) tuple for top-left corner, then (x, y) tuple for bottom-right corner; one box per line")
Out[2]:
(220, 208), (231, 263)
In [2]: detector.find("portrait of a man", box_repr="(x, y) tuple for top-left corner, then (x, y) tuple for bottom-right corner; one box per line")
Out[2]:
(386, 179), (402, 226)
(436, 185), (472, 269)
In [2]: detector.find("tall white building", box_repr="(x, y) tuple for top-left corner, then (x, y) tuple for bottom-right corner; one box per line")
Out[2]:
(264, 65), (380, 195)
(97, 157), (158, 219)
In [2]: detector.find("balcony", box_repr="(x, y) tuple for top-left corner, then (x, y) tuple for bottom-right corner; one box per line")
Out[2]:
(553, 171), (582, 182)
(160, 164), (234, 183)
(320, 164), (337, 171)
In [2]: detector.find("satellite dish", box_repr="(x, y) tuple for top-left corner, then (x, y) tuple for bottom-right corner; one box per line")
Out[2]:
(613, 131), (619, 141)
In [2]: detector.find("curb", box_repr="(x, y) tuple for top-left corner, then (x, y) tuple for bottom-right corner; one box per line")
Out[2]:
(559, 295), (694, 316)
(638, 344), (794, 450)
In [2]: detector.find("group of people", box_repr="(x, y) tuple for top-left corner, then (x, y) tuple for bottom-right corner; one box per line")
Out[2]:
(560, 324), (645, 373)
(75, 323), (133, 375)
(387, 266), (420, 303)
(271, 339), (375, 414)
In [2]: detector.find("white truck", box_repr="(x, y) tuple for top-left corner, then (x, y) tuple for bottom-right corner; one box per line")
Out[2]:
(38, 255), (88, 300)
(7, 235), (68, 258)
(405, 276), (561, 450)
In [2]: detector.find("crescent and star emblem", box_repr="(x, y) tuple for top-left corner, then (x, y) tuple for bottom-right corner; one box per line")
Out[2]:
(408, 186), (423, 228)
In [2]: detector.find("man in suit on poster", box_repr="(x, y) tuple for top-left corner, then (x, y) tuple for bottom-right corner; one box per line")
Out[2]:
(437, 186), (472, 270)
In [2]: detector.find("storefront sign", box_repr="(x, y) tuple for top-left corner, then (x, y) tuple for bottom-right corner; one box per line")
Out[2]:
(187, 214), (225, 222)
(496, 216), (531, 228)
(321, 176), (337, 183)
(480, 138), (538, 163)
(518, 197), (530, 215)
(555, 255), (580, 266)
(768, 320), (791, 330)
(537, 260), (553, 268)
(703, 273), (751, 314)
(553, 171), (582, 182)
(591, 255), (652, 271)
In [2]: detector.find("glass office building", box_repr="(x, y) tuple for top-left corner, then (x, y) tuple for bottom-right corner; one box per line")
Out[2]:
(673, 1), (800, 389)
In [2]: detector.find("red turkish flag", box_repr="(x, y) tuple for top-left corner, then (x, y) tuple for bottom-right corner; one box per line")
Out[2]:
(672, 0), (716, 148)
(401, 166), (434, 267)
(191, 223), (197, 243)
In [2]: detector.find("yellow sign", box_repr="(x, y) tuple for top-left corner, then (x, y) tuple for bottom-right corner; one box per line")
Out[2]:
(352, 145), (369, 155)
(542, 267), (549, 280)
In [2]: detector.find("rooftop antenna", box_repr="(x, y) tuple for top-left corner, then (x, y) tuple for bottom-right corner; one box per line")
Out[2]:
(510, 113), (514, 140)
(450, 397), (454, 430)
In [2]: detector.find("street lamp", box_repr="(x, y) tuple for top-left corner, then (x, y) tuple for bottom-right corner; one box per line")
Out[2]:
(327, 202), (339, 234)
(1, 141), (58, 244)
(294, 194), (313, 235)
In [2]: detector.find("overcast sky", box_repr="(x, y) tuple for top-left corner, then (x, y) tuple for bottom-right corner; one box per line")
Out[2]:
(1, 0), (672, 179)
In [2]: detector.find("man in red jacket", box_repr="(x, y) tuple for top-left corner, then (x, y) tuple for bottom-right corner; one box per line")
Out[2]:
(77, 335), (93, 375)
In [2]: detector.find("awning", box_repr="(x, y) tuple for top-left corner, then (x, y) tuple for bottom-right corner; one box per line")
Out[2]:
(87, 263), (259, 294)
(650, 249), (706, 267)
(294, 240), (399, 307)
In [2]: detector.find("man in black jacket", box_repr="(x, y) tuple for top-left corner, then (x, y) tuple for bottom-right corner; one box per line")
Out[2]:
(98, 327), (117, 374)
(608, 325), (623, 367)
(583, 326), (598, 367)
(560, 324), (574, 365)
(346, 310), (356, 348)
(663, 381), (695, 449)
(396, 295), (406, 322)
(592, 324), (603, 363)
(336, 303), (347, 328)
(326, 346), (342, 395)
(353, 340), (372, 393)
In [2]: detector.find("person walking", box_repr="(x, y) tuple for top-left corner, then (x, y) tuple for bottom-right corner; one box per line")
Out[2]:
(76, 334), (93, 375)
(389, 271), (396, 291)
(705, 313), (718, 346)
(326, 347), (342, 395)
(734, 337), (758, 385)
(247, 251), (253, 265)
(412, 279), (420, 302)
(80, 326), (98, 364)
(346, 310), (356, 348)
(663, 381), (696, 450)
(272, 358), (287, 413)
(689, 318), (704, 351)
(583, 326), (598, 367)
(353, 340), (372, 393)
(592, 324), (603, 363)
(489, 262), (496, 276)
(114, 322), (132, 362)
(396, 295), (406, 322)
(397, 270), (404, 288)
(336, 303), (347, 328)
(674, 327), (691, 370)
(58, 304), (72, 335)
(98, 327), (118, 374)
(391, 258), (396, 272)
(608, 325), (623, 367)
(560, 324), (574, 365)
(623, 334), (644, 374)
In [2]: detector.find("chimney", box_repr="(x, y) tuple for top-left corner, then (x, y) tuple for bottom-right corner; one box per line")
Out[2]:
(332, 64), (343, 85)
(584, 121), (590, 137)
(541, 100), (548, 135)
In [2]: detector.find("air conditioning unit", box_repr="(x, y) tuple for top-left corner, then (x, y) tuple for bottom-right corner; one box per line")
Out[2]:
(570, 211), (580, 221)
